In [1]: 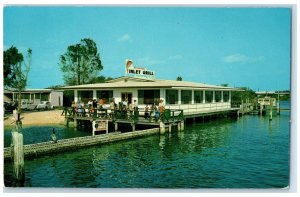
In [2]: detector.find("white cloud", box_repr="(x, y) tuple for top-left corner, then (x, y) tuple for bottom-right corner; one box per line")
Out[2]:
(118, 33), (132, 42)
(222, 54), (264, 63)
(168, 55), (183, 60)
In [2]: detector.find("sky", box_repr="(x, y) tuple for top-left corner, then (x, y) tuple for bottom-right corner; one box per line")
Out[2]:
(3, 6), (291, 91)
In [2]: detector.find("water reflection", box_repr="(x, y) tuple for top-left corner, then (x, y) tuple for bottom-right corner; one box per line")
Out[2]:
(4, 111), (290, 188)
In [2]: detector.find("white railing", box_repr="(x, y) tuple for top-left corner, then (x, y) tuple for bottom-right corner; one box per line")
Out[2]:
(165, 102), (231, 115)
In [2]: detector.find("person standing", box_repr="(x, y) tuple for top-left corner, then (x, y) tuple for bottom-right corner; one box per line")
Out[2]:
(133, 99), (138, 111)
(159, 99), (165, 118)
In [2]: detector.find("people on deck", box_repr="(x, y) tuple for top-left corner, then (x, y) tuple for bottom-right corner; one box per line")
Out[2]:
(88, 99), (93, 108)
(99, 98), (105, 109)
(145, 105), (150, 120)
(154, 104), (160, 121)
(128, 102), (134, 117)
(159, 99), (165, 118)
(133, 100), (138, 111)
(110, 98), (116, 111)
(92, 99), (97, 109)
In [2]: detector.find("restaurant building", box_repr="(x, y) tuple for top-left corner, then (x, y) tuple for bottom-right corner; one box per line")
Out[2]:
(61, 60), (238, 116)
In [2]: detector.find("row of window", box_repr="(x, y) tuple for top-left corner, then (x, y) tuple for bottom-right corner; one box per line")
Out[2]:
(78, 90), (230, 105)
(13, 93), (50, 101)
(166, 90), (229, 104)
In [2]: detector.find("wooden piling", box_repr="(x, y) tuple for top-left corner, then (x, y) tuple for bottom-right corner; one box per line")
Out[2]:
(159, 121), (165, 134)
(131, 123), (136, 132)
(180, 121), (184, 131)
(168, 123), (172, 132)
(11, 120), (25, 186)
(177, 122), (181, 131)
(74, 118), (78, 128)
(114, 122), (118, 131)
(269, 100), (273, 121)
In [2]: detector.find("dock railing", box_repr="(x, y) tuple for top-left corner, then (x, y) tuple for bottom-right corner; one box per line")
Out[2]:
(62, 107), (184, 123)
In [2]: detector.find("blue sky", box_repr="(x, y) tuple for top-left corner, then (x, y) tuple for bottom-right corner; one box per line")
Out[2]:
(4, 7), (291, 91)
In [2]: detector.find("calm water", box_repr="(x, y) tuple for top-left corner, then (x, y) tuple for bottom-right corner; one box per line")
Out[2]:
(4, 104), (290, 188)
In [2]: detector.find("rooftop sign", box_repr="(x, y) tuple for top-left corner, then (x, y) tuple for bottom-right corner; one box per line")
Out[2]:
(125, 59), (155, 80)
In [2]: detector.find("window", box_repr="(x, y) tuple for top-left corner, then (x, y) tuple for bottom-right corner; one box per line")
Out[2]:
(215, 91), (222, 102)
(78, 91), (93, 103)
(223, 91), (229, 102)
(97, 90), (113, 103)
(205, 91), (213, 103)
(194, 91), (203, 103)
(41, 93), (49, 101)
(138, 90), (160, 105)
(35, 93), (41, 99)
(181, 90), (192, 104)
(22, 93), (30, 100)
(166, 90), (178, 104)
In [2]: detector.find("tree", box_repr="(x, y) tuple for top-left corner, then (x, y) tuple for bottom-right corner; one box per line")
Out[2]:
(176, 76), (182, 81)
(3, 46), (31, 186)
(4, 46), (24, 87)
(220, 83), (229, 87)
(12, 49), (32, 114)
(231, 87), (257, 104)
(88, 75), (113, 84)
(59, 38), (103, 85)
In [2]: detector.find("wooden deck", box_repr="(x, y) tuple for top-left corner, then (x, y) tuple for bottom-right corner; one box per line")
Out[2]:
(184, 108), (240, 119)
(4, 128), (160, 161)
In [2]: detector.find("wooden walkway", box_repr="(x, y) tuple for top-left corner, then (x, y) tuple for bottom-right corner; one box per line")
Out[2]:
(184, 108), (239, 119)
(4, 128), (159, 161)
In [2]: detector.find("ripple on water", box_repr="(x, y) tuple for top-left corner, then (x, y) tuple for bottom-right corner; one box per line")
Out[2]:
(4, 112), (290, 188)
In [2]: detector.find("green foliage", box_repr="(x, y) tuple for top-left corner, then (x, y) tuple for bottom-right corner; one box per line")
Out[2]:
(3, 46), (32, 113)
(231, 87), (257, 103)
(59, 38), (103, 85)
(220, 83), (229, 87)
(3, 46), (24, 87)
(87, 76), (113, 83)
(176, 76), (182, 81)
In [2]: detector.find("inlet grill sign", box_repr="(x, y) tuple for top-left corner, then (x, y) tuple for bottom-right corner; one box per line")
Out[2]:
(125, 59), (155, 80)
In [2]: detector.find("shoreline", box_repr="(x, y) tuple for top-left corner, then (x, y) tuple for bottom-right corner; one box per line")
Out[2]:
(4, 110), (66, 128)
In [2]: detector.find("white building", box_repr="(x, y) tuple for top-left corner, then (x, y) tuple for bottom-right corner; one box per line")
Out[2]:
(61, 76), (239, 116)
(5, 88), (63, 107)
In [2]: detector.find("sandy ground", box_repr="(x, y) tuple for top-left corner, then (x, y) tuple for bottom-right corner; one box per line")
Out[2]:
(4, 110), (66, 127)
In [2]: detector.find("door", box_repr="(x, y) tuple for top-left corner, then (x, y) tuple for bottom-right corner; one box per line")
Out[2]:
(121, 92), (132, 104)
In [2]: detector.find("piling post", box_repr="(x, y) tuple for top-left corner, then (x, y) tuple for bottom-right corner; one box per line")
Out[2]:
(74, 118), (78, 128)
(168, 123), (172, 132)
(241, 100), (244, 115)
(11, 120), (25, 186)
(114, 122), (118, 132)
(92, 121), (95, 136)
(131, 123), (136, 132)
(159, 121), (165, 134)
(180, 121), (185, 131)
(260, 104), (263, 116)
(177, 122), (181, 131)
(269, 100), (273, 121)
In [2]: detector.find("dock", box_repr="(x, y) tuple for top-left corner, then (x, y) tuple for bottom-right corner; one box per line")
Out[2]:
(62, 106), (240, 134)
(4, 128), (160, 161)
(4, 107), (240, 162)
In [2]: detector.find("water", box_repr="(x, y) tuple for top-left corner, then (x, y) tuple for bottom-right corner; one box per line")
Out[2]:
(4, 125), (90, 147)
(4, 108), (290, 188)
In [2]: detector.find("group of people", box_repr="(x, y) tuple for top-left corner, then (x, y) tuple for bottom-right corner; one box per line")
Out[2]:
(70, 97), (165, 121)
(144, 99), (165, 121)
(71, 98), (109, 115)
